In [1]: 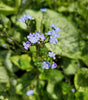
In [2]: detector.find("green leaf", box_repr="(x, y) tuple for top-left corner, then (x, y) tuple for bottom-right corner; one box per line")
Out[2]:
(0, 14), (11, 28)
(19, 54), (33, 70)
(39, 69), (64, 82)
(0, 3), (16, 15)
(58, 6), (67, 12)
(16, 83), (23, 95)
(47, 82), (58, 100)
(15, 0), (21, 7)
(5, 51), (13, 72)
(11, 16), (27, 30)
(61, 82), (75, 100)
(0, 50), (13, 72)
(80, 41), (88, 66)
(74, 68), (88, 92)
(0, 66), (9, 83)
(75, 91), (88, 100)
(12, 30), (21, 42)
(63, 59), (79, 75)
(46, 82), (63, 100)
(11, 55), (20, 67)
(0, 66), (10, 92)
(44, 10), (80, 59)
(62, 82), (72, 94)
(11, 54), (33, 71)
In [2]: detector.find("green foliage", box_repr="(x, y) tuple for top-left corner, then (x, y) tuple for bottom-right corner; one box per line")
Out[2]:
(14, 9), (80, 59)
(0, 3), (16, 16)
(61, 82), (75, 100)
(74, 68), (88, 92)
(75, 91), (88, 100)
(0, 0), (88, 99)
(0, 67), (9, 83)
(11, 54), (33, 71)
(63, 59), (79, 75)
(39, 69), (64, 82)
(0, 66), (10, 92)
(44, 11), (80, 59)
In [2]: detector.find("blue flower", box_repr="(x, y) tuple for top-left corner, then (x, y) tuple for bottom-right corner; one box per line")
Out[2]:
(42, 61), (51, 69)
(19, 14), (34, 23)
(50, 24), (56, 29)
(48, 52), (56, 58)
(49, 36), (58, 45)
(35, 32), (41, 38)
(40, 34), (46, 41)
(50, 24), (61, 32)
(26, 90), (33, 96)
(55, 27), (61, 32)
(45, 31), (52, 35)
(27, 33), (40, 44)
(51, 62), (57, 69)
(72, 88), (75, 93)
(18, 14), (27, 23)
(51, 30), (59, 38)
(2, 44), (6, 47)
(26, 14), (34, 20)
(27, 33), (35, 39)
(40, 8), (47, 12)
(29, 37), (38, 44)
(23, 41), (31, 50)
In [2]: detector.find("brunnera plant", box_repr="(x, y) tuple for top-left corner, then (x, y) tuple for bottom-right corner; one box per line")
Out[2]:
(18, 8), (61, 95)
(19, 9), (61, 70)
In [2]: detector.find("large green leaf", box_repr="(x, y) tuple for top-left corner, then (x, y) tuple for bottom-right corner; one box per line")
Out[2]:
(39, 69), (64, 82)
(44, 10), (80, 59)
(11, 9), (88, 66)
(12, 9), (80, 59)
(0, 3), (16, 15)
(74, 68), (88, 92)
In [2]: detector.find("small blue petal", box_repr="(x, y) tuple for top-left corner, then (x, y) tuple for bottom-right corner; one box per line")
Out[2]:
(40, 8), (47, 12)
(26, 90), (33, 96)
(51, 62), (57, 69)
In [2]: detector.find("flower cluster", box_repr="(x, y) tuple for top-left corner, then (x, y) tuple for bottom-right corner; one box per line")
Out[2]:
(18, 13), (60, 70)
(23, 24), (60, 49)
(27, 32), (46, 44)
(18, 14), (34, 23)
(18, 10), (61, 97)
(42, 51), (57, 69)
(46, 24), (60, 45)
(42, 61), (57, 69)
(23, 32), (46, 49)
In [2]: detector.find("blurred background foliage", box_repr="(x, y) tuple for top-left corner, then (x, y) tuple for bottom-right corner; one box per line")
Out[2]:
(0, 0), (88, 100)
